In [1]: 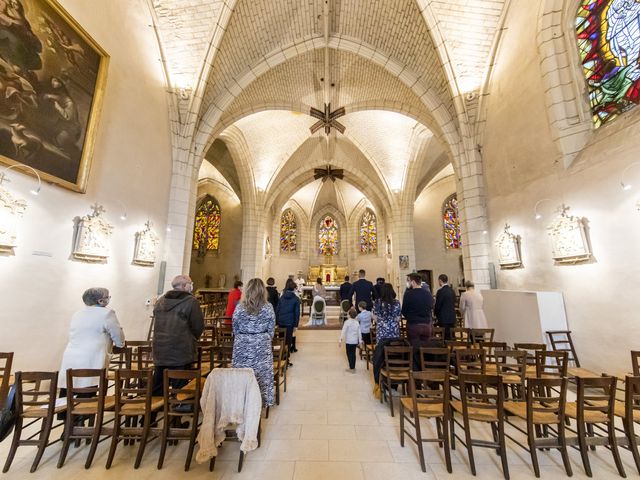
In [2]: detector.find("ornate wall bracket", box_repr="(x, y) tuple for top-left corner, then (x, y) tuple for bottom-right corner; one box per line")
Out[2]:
(72, 203), (113, 262)
(496, 223), (522, 269)
(547, 205), (592, 264)
(0, 186), (27, 254)
(133, 221), (159, 266)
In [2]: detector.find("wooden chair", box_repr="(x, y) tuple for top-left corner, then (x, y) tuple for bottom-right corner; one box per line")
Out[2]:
(133, 345), (154, 372)
(514, 343), (546, 376)
(418, 347), (451, 372)
(534, 350), (568, 378)
(617, 375), (640, 474)
(470, 328), (494, 344)
(565, 375), (626, 478)
(399, 370), (452, 473)
(432, 326), (444, 340)
(211, 345), (234, 369)
(494, 350), (527, 400)
(273, 338), (287, 405)
(200, 325), (216, 345)
(454, 348), (486, 376)
(546, 330), (580, 367)
(3, 371), (65, 473)
(0, 352), (13, 410)
(504, 376), (572, 477)
(450, 373), (510, 480)
(480, 342), (508, 373)
(57, 368), (115, 469)
(339, 299), (350, 325)
(452, 328), (471, 343)
(106, 369), (164, 469)
(363, 322), (376, 370)
(216, 325), (234, 346)
(379, 346), (413, 417)
(157, 369), (201, 471)
(631, 351), (640, 376)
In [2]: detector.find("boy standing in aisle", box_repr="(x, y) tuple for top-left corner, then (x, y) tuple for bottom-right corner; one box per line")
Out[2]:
(339, 308), (363, 373)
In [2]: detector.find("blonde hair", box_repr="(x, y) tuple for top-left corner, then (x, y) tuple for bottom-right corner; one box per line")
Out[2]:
(241, 278), (267, 315)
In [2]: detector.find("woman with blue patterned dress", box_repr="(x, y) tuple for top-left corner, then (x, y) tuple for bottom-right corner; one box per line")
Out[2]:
(232, 278), (275, 406)
(372, 283), (401, 344)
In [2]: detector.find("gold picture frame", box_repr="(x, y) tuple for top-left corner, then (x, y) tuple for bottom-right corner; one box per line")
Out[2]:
(0, 0), (109, 192)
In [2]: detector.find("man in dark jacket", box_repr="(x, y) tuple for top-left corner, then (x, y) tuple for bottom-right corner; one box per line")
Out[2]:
(276, 279), (301, 363)
(266, 277), (279, 311)
(434, 273), (456, 340)
(349, 269), (376, 311)
(402, 272), (433, 346)
(339, 275), (352, 306)
(152, 274), (204, 394)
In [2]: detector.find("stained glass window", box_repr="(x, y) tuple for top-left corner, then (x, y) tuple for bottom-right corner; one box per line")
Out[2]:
(576, 0), (640, 128)
(359, 209), (378, 254)
(443, 194), (461, 250)
(193, 195), (221, 253)
(280, 209), (297, 253)
(318, 215), (339, 255)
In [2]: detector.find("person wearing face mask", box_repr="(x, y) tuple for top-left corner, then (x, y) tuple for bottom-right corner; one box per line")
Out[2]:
(152, 275), (204, 394)
(58, 287), (125, 394)
(401, 272), (433, 346)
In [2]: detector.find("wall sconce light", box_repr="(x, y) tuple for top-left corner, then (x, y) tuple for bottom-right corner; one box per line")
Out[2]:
(0, 164), (42, 196)
(533, 198), (560, 220)
(115, 200), (127, 221)
(620, 162), (640, 191)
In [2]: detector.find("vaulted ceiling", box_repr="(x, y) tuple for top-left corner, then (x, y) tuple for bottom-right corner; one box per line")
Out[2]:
(152, 0), (509, 213)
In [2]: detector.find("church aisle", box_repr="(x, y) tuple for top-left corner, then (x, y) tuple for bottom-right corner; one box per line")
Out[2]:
(0, 330), (636, 479)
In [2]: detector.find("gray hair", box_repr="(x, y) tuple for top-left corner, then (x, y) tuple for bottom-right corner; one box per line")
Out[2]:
(82, 287), (109, 306)
(171, 274), (192, 290)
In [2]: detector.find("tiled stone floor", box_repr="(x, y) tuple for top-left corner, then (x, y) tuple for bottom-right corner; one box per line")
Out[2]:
(1, 330), (638, 478)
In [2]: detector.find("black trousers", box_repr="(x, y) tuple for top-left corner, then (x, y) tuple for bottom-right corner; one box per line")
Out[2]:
(442, 324), (454, 341)
(152, 365), (192, 396)
(346, 344), (357, 369)
(284, 326), (295, 353)
(361, 332), (372, 345)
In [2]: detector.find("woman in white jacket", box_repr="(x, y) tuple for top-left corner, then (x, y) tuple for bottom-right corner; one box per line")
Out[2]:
(59, 287), (125, 390)
(459, 281), (488, 329)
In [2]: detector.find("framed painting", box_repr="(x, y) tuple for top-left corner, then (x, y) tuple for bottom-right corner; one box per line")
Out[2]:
(0, 0), (109, 192)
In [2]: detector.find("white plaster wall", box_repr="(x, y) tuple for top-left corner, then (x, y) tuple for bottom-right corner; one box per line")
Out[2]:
(188, 183), (243, 289)
(483, 0), (640, 375)
(0, 0), (172, 371)
(413, 175), (464, 290)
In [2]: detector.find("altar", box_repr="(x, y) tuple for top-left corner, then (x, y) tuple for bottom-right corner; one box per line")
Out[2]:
(308, 262), (348, 285)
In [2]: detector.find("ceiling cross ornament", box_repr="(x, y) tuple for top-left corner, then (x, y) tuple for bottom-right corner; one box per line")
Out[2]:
(90, 202), (106, 217)
(309, 103), (346, 135)
(313, 165), (344, 183)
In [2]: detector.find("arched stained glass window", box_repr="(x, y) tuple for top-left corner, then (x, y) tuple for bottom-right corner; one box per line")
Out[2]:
(576, 0), (640, 128)
(280, 209), (297, 253)
(318, 215), (339, 256)
(193, 195), (221, 253)
(443, 194), (461, 250)
(359, 209), (378, 254)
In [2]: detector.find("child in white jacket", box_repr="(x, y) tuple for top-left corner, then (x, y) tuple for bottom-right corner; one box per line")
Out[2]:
(339, 308), (363, 373)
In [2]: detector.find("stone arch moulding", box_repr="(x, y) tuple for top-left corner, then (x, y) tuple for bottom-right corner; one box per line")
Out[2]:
(191, 36), (464, 176)
(537, 0), (593, 169)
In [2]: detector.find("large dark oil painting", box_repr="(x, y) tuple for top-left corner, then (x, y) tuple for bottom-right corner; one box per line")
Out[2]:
(0, 0), (108, 192)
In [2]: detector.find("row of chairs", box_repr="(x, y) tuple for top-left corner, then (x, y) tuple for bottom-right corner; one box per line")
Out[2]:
(3, 367), (201, 473)
(386, 343), (640, 479)
(1, 330), (290, 473)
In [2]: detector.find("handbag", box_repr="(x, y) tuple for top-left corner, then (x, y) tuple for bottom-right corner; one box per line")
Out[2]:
(0, 383), (17, 442)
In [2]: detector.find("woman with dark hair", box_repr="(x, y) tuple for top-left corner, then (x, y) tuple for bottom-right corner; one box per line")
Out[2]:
(312, 277), (327, 299)
(276, 278), (301, 360)
(372, 283), (401, 344)
(232, 278), (275, 406)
